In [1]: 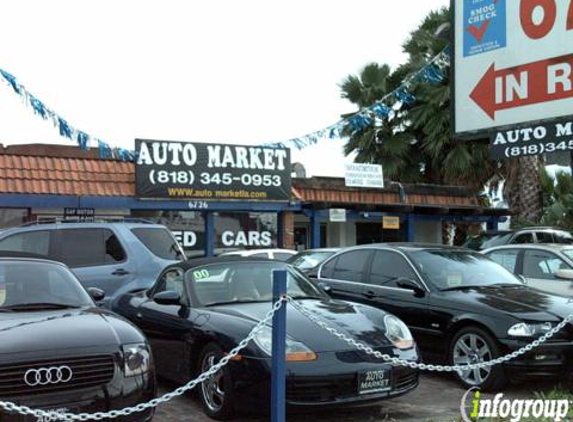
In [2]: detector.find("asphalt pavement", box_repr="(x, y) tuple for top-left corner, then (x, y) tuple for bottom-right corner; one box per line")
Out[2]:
(154, 373), (560, 422)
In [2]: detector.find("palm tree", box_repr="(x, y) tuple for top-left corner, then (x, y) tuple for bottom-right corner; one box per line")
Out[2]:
(340, 6), (541, 226)
(540, 167), (573, 229)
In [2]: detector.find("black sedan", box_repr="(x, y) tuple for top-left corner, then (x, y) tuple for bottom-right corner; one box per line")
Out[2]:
(310, 244), (573, 391)
(113, 257), (420, 420)
(0, 253), (155, 422)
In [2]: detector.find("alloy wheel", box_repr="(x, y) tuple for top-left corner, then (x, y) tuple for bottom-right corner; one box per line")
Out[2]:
(200, 353), (226, 412)
(452, 332), (493, 386)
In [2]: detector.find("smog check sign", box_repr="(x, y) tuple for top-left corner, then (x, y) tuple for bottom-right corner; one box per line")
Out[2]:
(453, 0), (573, 139)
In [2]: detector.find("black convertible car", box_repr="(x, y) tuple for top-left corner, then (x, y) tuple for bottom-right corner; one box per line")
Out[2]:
(311, 244), (573, 391)
(113, 257), (420, 420)
(0, 253), (155, 422)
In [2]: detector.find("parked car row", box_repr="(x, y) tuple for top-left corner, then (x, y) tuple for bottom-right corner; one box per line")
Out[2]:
(2, 220), (573, 421)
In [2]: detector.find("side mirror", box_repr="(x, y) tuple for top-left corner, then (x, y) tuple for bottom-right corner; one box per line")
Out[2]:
(306, 268), (319, 279)
(87, 287), (105, 302)
(396, 279), (425, 296)
(318, 282), (332, 294)
(555, 269), (573, 281)
(153, 290), (182, 306)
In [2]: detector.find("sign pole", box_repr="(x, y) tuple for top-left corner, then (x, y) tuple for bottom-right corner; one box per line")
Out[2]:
(271, 270), (287, 422)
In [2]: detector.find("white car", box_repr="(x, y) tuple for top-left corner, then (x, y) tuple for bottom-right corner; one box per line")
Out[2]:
(219, 248), (297, 261)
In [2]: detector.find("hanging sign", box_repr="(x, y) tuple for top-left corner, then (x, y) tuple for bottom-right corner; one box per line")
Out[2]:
(489, 120), (573, 159)
(454, 0), (573, 138)
(135, 140), (291, 201)
(383, 216), (401, 230)
(329, 209), (347, 223)
(344, 164), (384, 188)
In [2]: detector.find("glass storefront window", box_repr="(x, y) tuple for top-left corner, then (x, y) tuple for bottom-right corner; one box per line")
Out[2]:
(130, 210), (205, 258)
(0, 209), (29, 229)
(214, 212), (277, 253)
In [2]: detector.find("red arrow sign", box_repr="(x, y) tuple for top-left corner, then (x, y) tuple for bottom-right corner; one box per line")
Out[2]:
(470, 53), (573, 119)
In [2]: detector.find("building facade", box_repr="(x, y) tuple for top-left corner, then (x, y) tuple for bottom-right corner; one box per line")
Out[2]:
(0, 144), (507, 256)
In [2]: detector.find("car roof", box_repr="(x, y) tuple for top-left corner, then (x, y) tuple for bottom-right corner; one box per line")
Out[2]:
(0, 251), (67, 265)
(297, 248), (340, 253)
(3, 221), (169, 233)
(344, 243), (470, 253)
(483, 244), (573, 253)
(169, 255), (285, 271)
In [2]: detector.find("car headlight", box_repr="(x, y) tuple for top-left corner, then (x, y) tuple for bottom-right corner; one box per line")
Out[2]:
(507, 322), (553, 337)
(384, 315), (415, 350)
(122, 343), (151, 377)
(253, 326), (317, 362)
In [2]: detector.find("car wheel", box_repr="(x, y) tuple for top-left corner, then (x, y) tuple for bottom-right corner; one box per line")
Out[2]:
(449, 326), (508, 392)
(198, 343), (236, 420)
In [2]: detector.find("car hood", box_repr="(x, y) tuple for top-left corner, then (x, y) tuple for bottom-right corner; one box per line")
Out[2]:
(206, 299), (394, 353)
(443, 285), (573, 322)
(0, 307), (144, 354)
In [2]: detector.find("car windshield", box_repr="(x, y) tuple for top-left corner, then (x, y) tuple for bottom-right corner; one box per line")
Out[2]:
(410, 250), (522, 291)
(131, 228), (186, 261)
(0, 261), (93, 310)
(561, 249), (573, 261)
(187, 261), (327, 306)
(477, 233), (514, 250)
(288, 251), (336, 270)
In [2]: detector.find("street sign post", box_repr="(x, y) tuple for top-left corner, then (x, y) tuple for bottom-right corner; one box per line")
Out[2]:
(453, 0), (573, 140)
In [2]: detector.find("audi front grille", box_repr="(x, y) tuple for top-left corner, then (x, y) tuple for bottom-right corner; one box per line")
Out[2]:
(0, 355), (116, 397)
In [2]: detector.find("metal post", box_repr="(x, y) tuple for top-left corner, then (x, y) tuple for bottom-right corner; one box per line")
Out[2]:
(277, 212), (284, 249)
(204, 212), (215, 257)
(405, 215), (415, 242)
(487, 218), (499, 231)
(271, 270), (287, 422)
(310, 211), (321, 249)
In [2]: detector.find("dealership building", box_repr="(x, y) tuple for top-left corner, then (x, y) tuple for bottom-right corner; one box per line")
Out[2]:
(0, 143), (508, 256)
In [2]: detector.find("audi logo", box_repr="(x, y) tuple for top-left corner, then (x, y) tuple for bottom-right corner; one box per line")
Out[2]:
(24, 366), (73, 387)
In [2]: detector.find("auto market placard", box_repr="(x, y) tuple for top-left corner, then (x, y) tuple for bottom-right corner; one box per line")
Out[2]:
(454, 0), (573, 138)
(135, 139), (291, 201)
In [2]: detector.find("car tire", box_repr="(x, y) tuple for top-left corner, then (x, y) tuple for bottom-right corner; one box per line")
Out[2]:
(198, 343), (236, 420)
(449, 326), (508, 392)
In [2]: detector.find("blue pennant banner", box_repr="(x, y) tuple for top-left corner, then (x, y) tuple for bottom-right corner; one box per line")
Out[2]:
(0, 47), (449, 156)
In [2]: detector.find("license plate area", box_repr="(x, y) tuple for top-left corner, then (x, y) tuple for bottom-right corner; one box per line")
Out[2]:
(358, 369), (391, 394)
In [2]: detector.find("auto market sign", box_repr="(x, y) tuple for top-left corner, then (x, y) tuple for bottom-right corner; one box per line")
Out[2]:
(454, 0), (573, 138)
(135, 139), (291, 201)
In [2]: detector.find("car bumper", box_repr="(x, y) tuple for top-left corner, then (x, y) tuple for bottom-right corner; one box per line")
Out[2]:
(1, 372), (156, 422)
(499, 339), (573, 380)
(231, 348), (419, 412)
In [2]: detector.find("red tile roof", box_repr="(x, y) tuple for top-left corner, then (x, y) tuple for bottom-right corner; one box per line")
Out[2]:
(292, 177), (480, 208)
(0, 154), (135, 196)
(0, 144), (489, 211)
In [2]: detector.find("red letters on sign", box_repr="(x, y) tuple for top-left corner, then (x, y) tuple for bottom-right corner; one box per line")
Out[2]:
(520, 0), (558, 39)
(568, 0), (573, 30)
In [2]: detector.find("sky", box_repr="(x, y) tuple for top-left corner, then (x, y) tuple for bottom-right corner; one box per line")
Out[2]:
(0, 0), (449, 177)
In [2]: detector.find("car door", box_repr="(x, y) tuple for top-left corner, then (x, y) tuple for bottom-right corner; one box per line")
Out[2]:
(363, 250), (430, 344)
(511, 231), (535, 245)
(521, 249), (573, 297)
(316, 249), (372, 303)
(135, 267), (192, 381)
(484, 249), (521, 276)
(55, 228), (136, 297)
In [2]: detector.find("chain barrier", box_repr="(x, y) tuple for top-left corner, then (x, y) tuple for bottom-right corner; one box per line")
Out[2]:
(288, 298), (573, 373)
(3, 295), (573, 421)
(0, 296), (287, 421)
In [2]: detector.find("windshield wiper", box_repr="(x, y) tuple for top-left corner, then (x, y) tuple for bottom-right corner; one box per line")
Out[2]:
(440, 285), (477, 292)
(0, 303), (82, 312)
(289, 295), (325, 301)
(204, 300), (268, 307)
